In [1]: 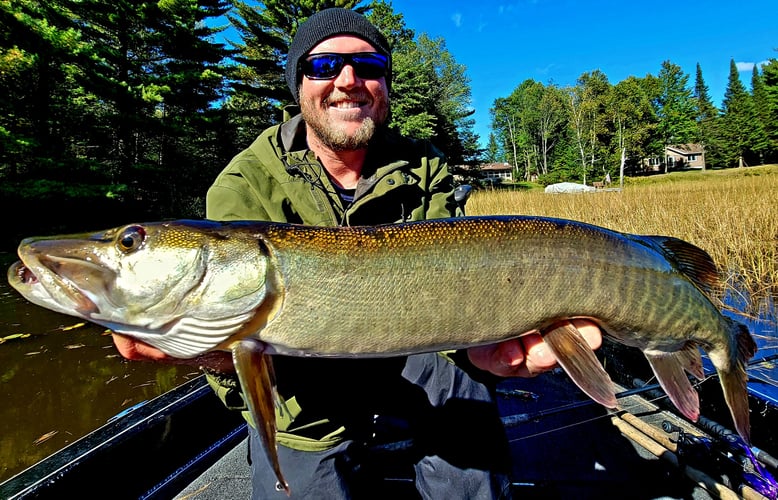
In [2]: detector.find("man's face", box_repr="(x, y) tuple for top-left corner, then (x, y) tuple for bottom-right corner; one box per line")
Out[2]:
(299, 35), (390, 151)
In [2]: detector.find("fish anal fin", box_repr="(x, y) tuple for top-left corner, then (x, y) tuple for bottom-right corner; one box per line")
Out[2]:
(232, 338), (290, 495)
(644, 349), (700, 422)
(543, 321), (617, 409)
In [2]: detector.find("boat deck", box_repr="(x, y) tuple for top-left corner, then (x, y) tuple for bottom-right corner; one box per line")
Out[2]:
(4, 353), (775, 499)
(174, 370), (745, 500)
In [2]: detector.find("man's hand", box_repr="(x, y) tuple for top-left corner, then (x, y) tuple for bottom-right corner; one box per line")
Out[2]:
(112, 333), (235, 372)
(467, 319), (602, 377)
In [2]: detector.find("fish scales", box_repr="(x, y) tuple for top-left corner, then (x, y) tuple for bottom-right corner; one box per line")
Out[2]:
(254, 217), (726, 358)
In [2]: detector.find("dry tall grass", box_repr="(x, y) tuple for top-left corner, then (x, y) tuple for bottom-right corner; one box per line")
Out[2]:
(467, 165), (778, 314)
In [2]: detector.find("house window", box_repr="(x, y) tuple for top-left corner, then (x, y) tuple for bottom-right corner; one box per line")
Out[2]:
(688, 154), (697, 161)
(667, 157), (675, 166)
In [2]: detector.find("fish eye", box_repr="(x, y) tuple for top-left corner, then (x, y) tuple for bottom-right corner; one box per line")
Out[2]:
(117, 225), (146, 253)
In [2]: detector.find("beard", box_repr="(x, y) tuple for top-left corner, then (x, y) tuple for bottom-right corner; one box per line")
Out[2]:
(300, 90), (389, 151)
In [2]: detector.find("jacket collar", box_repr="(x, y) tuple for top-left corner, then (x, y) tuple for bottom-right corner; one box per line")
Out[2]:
(280, 113), (307, 153)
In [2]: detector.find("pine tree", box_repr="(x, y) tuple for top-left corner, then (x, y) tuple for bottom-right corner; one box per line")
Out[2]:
(655, 61), (696, 172)
(0, 0), (93, 173)
(750, 64), (771, 164)
(721, 59), (760, 167)
(692, 63), (721, 169)
(760, 58), (778, 162)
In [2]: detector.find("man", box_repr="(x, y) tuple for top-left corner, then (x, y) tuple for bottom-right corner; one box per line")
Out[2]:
(113, 8), (601, 499)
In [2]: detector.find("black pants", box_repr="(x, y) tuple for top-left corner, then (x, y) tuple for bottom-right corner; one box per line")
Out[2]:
(248, 353), (513, 499)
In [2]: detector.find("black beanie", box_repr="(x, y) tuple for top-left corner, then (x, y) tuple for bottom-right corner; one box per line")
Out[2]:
(285, 8), (392, 102)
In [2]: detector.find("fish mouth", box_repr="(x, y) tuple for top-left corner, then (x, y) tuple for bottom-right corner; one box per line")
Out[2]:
(11, 260), (38, 285)
(10, 255), (108, 317)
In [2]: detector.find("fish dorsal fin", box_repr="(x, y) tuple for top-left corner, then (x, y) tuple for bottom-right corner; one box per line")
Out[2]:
(639, 235), (721, 295)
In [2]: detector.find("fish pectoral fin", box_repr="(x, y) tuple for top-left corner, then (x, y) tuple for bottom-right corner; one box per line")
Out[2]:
(232, 338), (290, 495)
(543, 321), (617, 409)
(644, 349), (700, 422)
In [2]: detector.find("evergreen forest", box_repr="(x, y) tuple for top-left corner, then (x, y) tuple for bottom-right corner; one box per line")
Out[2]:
(1, 0), (776, 245)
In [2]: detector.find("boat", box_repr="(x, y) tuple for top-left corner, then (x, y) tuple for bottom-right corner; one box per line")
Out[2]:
(2, 337), (777, 499)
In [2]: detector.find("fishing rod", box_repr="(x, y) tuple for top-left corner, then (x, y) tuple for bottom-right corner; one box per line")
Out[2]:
(499, 352), (778, 499)
(500, 351), (778, 429)
(498, 378), (669, 428)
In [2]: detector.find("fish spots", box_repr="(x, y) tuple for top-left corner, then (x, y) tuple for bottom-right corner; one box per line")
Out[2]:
(258, 216), (617, 262)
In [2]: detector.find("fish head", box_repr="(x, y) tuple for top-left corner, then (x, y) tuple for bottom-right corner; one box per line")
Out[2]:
(8, 220), (272, 358)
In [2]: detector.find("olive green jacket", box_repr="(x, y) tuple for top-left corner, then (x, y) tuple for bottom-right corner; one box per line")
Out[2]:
(204, 112), (463, 451)
(206, 113), (459, 227)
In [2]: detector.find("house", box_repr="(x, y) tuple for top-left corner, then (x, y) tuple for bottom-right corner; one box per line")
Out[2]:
(479, 162), (514, 183)
(643, 144), (706, 172)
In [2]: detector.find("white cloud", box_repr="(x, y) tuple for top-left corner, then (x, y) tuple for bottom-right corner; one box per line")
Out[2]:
(736, 60), (770, 72)
(736, 62), (755, 72)
(451, 12), (463, 27)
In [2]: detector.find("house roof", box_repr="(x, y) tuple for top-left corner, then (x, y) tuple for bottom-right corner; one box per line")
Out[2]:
(480, 162), (513, 172)
(666, 144), (703, 155)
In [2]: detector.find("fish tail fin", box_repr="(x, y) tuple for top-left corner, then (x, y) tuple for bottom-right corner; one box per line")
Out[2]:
(233, 338), (290, 495)
(716, 318), (757, 444)
(644, 344), (702, 422)
(543, 321), (617, 408)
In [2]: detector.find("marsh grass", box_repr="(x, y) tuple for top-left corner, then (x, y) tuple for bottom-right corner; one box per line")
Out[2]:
(468, 165), (778, 316)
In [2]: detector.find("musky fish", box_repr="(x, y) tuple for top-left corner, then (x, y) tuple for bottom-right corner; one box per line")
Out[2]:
(7, 216), (757, 494)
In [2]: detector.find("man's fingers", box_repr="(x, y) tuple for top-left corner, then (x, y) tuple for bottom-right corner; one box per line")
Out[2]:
(521, 333), (557, 375)
(112, 333), (171, 361)
(466, 320), (604, 379)
(570, 319), (602, 350)
(111, 333), (235, 372)
(524, 320), (602, 375)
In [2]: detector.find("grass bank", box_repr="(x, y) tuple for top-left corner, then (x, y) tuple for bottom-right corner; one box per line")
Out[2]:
(468, 165), (778, 314)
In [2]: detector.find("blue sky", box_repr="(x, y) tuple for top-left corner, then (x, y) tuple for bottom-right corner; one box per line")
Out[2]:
(388, 0), (778, 147)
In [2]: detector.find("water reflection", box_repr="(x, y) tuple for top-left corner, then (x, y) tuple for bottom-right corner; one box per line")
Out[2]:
(0, 252), (196, 482)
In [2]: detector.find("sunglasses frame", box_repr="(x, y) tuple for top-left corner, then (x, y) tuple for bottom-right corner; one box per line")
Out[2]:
(300, 52), (389, 81)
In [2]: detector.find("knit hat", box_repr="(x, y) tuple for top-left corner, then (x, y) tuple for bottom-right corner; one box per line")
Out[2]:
(285, 8), (392, 102)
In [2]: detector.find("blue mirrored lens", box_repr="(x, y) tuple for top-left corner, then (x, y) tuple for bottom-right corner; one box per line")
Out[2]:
(302, 53), (388, 80)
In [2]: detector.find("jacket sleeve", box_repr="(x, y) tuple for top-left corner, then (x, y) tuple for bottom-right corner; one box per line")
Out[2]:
(420, 143), (463, 219)
(206, 161), (272, 221)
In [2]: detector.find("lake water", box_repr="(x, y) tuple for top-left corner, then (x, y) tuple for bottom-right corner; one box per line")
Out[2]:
(0, 252), (195, 482)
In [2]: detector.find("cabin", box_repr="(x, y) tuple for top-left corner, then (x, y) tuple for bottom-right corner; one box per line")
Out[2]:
(479, 162), (514, 184)
(452, 162), (515, 185)
(643, 144), (705, 172)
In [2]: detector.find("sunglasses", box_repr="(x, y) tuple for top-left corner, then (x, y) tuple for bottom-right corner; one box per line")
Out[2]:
(301, 52), (389, 81)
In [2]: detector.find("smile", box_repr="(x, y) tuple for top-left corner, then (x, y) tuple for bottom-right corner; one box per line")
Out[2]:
(330, 100), (366, 109)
